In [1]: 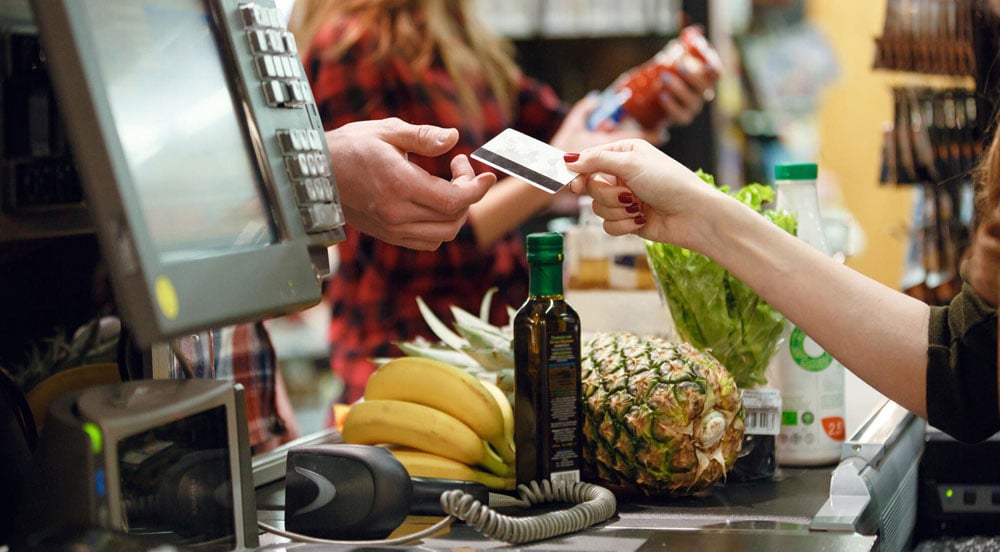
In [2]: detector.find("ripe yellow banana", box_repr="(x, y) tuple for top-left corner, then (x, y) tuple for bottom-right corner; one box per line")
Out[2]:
(479, 378), (514, 461)
(364, 356), (514, 464)
(388, 447), (515, 491)
(341, 399), (510, 477)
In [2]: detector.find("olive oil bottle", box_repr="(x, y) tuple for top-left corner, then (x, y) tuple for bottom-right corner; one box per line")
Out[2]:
(513, 232), (583, 485)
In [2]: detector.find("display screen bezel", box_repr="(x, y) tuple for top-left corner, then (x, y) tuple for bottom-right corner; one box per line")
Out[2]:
(30, 0), (321, 347)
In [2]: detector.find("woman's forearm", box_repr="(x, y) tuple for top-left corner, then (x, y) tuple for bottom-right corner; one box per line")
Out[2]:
(695, 193), (931, 416)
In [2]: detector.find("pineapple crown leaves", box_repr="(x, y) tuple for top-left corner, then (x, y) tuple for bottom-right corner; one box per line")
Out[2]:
(7, 315), (119, 394)
(394, 340), (483, 370)
(416, 296), (469, 352)
(408, 290), (515, 373)
(390, 289), (515, 401)
(450, 308), (514, 364)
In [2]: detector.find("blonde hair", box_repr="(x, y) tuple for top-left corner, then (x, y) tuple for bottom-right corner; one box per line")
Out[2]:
(288, 0), (520, 121)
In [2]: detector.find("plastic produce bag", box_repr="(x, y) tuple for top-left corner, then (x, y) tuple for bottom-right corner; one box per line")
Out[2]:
(644, 171), (796, 389)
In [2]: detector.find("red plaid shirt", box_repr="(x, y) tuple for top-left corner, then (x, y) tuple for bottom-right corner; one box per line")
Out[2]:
(304, 17), (566, 403)
(173, 323), (281, 451)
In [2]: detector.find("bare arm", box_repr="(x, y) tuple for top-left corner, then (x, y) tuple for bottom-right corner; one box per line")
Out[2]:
(698, 189), (930, 416)
(566, 140), (932, 417)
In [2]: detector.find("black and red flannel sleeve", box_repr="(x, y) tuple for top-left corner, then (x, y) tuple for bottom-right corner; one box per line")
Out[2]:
(510, 73), (567, 144)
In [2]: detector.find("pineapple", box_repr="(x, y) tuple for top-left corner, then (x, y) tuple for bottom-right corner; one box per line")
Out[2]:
(581, 332), (744, 495)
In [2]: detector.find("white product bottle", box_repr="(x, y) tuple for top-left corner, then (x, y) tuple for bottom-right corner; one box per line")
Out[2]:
(771, 162), (846, 466)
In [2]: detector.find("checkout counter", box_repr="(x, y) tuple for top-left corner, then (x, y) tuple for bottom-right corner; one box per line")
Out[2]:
(245, 398), (915, 551)
(7, 361), (1000, 551)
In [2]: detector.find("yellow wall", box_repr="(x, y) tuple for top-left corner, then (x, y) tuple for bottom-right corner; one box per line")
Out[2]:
(808, 1), (913, 288)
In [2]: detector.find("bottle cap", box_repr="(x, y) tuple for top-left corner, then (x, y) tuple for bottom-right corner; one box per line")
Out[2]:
(526, 232), (563, 263)
(774, 162), (817, 181)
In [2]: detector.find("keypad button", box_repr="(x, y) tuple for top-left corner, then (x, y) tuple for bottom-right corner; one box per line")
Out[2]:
(266, 8), (283, 29)
(283, 32), (298, 54)
(286, 57), (301, 78)
(254, 55), (278, 79)
(286, 154), (311, 178)
(248, 30), (269, 54)
(267, 30), (285, 53)
(308, 130), (324, 151)
(285, 81), (307, 107)
(263, 80), (286, 107)
(314, 153), (331, 176)
(302, 204), (344, 232)
(238, 4), (261, 28)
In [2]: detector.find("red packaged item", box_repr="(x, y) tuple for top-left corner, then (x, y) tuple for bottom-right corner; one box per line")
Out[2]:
(587, 26), (722, 131)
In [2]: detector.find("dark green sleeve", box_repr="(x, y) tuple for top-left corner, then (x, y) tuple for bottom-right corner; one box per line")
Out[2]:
(926, 281), (999, 443)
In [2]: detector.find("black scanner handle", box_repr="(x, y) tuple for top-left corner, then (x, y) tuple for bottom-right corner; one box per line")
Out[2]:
(410, 477), (489, 516)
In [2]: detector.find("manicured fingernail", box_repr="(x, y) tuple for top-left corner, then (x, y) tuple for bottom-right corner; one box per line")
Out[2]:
(626, 203), (641, 213)
(563, 152), (580, 163)
(634, 215), (647, 225)
(618, 192), (634, 204)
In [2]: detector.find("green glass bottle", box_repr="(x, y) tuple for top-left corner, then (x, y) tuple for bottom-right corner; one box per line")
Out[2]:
(513, 232), (583, 485)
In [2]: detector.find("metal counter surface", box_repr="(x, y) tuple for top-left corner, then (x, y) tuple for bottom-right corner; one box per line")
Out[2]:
(256, 466), (876, 551)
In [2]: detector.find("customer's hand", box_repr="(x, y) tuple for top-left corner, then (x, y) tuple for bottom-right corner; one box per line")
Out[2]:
(657, 62), (720, 128)
(550, 93), (667, 150)
(326, 118), (496, 250)
(564, 139), (723, 250)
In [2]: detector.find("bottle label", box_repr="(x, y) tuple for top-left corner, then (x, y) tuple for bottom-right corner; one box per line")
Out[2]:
(546, 331), (581, 476)
(788, 327), (833, 372)
(774, 326), (846, 465)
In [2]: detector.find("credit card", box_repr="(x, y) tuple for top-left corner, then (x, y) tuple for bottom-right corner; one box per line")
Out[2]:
(471, 128), (578, 193)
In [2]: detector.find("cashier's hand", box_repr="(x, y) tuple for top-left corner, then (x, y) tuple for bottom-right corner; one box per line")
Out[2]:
(326, 118), (496, 250)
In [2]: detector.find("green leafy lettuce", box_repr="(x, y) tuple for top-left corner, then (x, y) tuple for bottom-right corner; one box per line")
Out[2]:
(645, 170), (796, 389)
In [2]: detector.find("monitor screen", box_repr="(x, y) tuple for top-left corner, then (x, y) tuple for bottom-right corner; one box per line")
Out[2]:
(29, 0), (346, 346)
(118, 406), (236, 546)
(84, 0), (275, 262)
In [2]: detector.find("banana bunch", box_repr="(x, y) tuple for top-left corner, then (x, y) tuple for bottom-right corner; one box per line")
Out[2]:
(389, 447), (515, 491)
(376, 289), (517, 406)
(341, 356), (516, 489)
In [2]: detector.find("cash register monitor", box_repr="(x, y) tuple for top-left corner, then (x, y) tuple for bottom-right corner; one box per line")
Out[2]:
(28, 0), (346, 347)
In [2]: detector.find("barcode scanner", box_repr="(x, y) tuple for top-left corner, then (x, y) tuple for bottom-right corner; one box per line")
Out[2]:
(283, 444), (488, 540)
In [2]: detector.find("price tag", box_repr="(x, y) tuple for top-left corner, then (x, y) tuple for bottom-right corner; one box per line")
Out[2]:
(741, 388), (782, 436)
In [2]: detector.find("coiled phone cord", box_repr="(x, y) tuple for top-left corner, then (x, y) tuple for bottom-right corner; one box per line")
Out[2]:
(440, 479), (617, 545)
(259, 479), (617, 546)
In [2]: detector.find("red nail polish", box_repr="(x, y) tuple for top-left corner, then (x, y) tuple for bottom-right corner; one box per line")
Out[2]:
(634, 215), (647, 225)
(618, 192), (634, 204)
(626, 203), (640, 213)
(563, 152), (580, 163)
